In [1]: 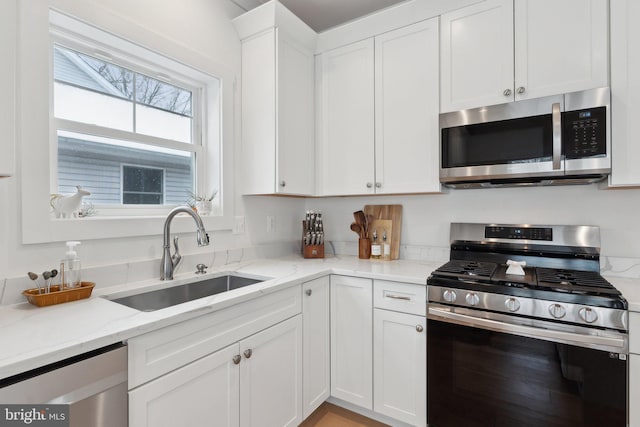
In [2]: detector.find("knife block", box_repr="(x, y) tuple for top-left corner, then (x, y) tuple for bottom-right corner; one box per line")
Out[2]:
(303, 244), (324, 259)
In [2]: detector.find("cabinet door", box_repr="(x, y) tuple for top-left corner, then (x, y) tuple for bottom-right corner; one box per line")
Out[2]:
(631, 354), (640, 427)
(317, 39), (375, 195)
(129, 344), (240, 427)
(302, 277), (330, 418)
(330, 275), (373, 409)
(610, 0), (640, 186)
(440, 0), (514, 112)
(514, 0), (608, 101)
(239, 315), (303, 427)
(241, 29), (277, 195)
(277, 30), (315, 196)
(373, 309), (426, 426)
(374, 18), (440, 194)
(0, 0), (16, 176)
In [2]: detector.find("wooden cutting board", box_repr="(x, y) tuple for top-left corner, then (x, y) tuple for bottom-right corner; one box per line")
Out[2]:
(364, 205), (402, 260)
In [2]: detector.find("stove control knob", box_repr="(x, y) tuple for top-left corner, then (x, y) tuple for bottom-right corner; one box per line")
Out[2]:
(579, 307), (598, 323)
(465, 292), (480, 306)
(443, 289), (457, 303)
(504, 297), (521, 312)
(548, 303), (566, 319)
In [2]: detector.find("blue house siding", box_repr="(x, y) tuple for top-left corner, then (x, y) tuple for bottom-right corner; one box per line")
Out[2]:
(57, 136), (193, 205)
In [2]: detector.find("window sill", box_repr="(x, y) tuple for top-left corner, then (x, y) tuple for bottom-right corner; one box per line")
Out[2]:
(24, 214), (233, 244)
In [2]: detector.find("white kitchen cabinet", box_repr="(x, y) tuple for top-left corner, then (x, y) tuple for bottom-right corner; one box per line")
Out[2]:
(130, 315), (302, 427)
(440, 0), (608, 112)
(610, 0), (640, 186)
(374, 18), (440, 194)
(239, 315), (303, 427)
(316, 39), (375, 196)
(234, 2), (316, 195)
(317, 18), (441, 196)
(129, 344), (240, 427)
(0, 0), (16, 176)
(302, 277), (330, 418)
(330, 275), (373, 409)
(373, 309), (426, 427)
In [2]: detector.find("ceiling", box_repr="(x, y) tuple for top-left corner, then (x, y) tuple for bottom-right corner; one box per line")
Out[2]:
(230, 0), (408, 32)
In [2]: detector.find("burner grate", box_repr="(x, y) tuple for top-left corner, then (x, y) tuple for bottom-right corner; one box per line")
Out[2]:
(535, 268), (620, 295)
(435, 260), (497, 278)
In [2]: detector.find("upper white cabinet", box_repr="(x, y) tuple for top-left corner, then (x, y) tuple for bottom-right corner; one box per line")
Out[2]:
(610, 0), (640, 186)
(440, 0), (608, 112)
(316, 39), (375, 196)
(317, 18), (441, 196)
(234, 1), (316, 195)
(374, 18), (440, 194)
(0, 0), (16, 177)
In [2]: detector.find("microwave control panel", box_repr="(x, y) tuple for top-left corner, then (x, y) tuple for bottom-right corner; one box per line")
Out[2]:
(563, 106), (607, 159)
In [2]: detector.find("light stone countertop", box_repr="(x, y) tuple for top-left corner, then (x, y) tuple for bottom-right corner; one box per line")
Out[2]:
(0, 254), (638, 381)
(0, 255), (441, 380)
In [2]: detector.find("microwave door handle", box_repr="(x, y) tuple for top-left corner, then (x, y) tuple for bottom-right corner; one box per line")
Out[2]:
(552, 102), (562, 170)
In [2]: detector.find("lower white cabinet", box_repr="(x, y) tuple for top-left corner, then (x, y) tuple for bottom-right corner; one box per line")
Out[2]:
(302, 277), (331, 418)
(239, 315), (303, 427)
(330, 275), (373, 409)
(129, 344), (240, 427)
(126, 285), (302, 426)
(373, 308), (426, 427)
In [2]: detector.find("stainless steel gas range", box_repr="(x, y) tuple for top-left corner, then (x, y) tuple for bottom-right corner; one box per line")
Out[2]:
(427, 223), (628, 427)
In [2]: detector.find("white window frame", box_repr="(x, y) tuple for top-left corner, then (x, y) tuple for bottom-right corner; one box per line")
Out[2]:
(19, 6), (235, 243)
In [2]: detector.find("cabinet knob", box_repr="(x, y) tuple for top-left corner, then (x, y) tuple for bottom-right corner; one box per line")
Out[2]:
(243, 349), (253, 359)
(279, 180), (286, 187)
(503, 88), (512, 97)
(416, 325), (424, 333)
(517, 86), (526, 94)
(305, 289), (312, 296)
(232, 355), (241, 365)
(366, 182), (373, 188)
(375, 182), (382, 188)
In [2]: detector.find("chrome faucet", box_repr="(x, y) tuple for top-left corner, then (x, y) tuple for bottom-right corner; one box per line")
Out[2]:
(161, 206), (210, 280)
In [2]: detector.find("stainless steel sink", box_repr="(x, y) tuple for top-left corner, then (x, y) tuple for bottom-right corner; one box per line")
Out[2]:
(109, 274), (266, 311)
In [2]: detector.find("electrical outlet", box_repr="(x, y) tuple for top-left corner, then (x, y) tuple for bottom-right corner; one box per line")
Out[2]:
(233, 216), (245, 234)
(266, 216), (276, 232)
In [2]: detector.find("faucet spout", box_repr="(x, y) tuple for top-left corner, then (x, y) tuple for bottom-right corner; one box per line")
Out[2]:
(161, 206), (210, 280)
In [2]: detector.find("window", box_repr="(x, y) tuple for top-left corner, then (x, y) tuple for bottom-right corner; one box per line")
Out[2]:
(50, 26), (220, 214)
(122, 165), (164, 204)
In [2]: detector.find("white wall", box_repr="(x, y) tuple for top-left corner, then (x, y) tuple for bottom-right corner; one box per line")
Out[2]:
(306, 184), (640, 267)
(0, 0), (305, 281)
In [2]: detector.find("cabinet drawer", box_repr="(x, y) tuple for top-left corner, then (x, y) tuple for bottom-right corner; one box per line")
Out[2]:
(631, 312), (640, 355)
(373, 280), (426, 316)
(128, 285), (301, 389)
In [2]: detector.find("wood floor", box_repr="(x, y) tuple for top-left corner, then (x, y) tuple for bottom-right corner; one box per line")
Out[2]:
(299, 402), (390, 427)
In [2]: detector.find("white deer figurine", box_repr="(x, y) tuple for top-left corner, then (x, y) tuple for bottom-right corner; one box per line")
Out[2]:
(50, 186), (91, 218)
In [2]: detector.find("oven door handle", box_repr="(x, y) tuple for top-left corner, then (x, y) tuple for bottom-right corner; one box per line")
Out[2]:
(428, 305), (628, 353)
(552, 102), (562, 170)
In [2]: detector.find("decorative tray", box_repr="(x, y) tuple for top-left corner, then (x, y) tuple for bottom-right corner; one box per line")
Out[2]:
(22, 282), (95, 307)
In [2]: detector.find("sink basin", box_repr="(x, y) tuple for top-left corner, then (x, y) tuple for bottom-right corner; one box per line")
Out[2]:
(109, 274), (266, 311)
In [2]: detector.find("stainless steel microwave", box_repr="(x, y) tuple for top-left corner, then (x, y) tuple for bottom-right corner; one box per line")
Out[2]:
(439, 87), (611, 188)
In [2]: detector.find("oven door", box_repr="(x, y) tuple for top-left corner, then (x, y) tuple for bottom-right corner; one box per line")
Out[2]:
(427, 305), (627, 427)
(439, 94), (564, 184)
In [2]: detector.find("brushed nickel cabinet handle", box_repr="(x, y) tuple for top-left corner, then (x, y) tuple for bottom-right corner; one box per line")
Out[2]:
(243, 349), (253, 359)
(305, 289), (312, 296)
(233, 355), (241, 365)
(517, 86), (526, 94)
(386, 294), (411, 301)
(279, 180), (286, 187)
(503, 88), (512, 97)
(366, 182), (373, 188)
(416, 325), (424, 333)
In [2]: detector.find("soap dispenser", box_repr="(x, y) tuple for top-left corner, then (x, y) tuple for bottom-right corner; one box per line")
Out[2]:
(63, 241), (82, 288)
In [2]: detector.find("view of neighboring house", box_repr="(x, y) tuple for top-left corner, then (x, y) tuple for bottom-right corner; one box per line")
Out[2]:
(53, 46), (194, 205)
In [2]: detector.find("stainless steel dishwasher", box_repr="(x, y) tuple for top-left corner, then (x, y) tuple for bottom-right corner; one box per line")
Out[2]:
(0, 343), (127, 426)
